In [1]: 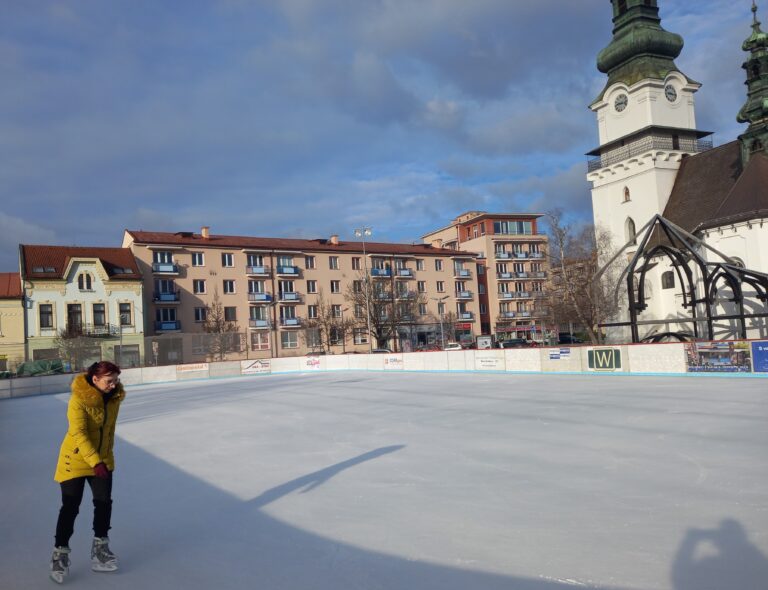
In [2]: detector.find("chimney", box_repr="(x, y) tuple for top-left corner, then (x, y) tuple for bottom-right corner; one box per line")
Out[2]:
(431, 238), (443, 249)
(329, 234), (339, 245)
(201, 226), (210, 239)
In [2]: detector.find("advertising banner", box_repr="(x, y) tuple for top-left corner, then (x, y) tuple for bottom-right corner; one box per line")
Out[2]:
(587, 348), (622, 371)
(749, 341), (768, 373)
(685, 341), (751, 373)
(241, 359), (272, 375)
(383, 355), (404, 370)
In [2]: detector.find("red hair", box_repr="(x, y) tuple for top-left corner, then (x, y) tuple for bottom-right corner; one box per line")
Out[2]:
(86, 361), (121, 380)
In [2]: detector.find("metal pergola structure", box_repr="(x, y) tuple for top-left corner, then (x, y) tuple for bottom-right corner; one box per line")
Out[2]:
(595, 214), (768, 343)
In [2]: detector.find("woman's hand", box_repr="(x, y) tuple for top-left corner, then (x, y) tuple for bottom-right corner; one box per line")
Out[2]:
(94, 463), (110, 479)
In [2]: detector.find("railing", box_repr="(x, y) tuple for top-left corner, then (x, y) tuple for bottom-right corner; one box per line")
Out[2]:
(396, 269), (413, 278)
(458, 312), (474, 321)
(499, 292), (530, 299)
(374, 292), (392, 300)
(531, 271), (547, 278)
(279, 292), (301, 302)
(153, 291), (180, 302)
(68, 323), (121, 337)
(276, 265), (299, 275)
(249, 319), (271, 329)
(529, 252), (545, 259)
(280, 317), (301, 327)
(455, 290), (473, 299)
(371, 268), (392, 277)
(515, 272), (529, 278)
(396, 291), (415, 299)
(248, 292), (273, 302)
(155, 320), (181, 331)
(495, 252), (512, 259)
(454, 269), (471, 278)
(246, 265), (270, 275)
(152, 262), (179, 273)
(587, 135), (713, 172)
(513, 252), (528, 259)
(498, 312), (516, 319)
(497, 272), (514, 280)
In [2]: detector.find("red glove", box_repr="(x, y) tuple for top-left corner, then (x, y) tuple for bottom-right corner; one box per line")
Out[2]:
(94, 463), (110, 479)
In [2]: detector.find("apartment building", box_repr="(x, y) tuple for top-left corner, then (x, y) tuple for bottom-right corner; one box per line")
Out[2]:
(19, 245), (145, 368)
(0, 272), (24, 372)
(122, 228), (480, 360)
(423, 211), (549, 342)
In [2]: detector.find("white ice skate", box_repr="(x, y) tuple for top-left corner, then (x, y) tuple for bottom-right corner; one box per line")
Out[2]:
(91, 537), (118, 572)
(50, 546), (71, 584)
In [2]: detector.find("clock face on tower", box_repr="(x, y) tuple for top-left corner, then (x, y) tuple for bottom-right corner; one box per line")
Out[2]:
(614, 94), (628, 112)
(664, 84), (678, 102)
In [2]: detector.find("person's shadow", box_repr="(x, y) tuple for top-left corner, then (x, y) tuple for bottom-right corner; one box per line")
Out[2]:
(671, 519), (768, 590)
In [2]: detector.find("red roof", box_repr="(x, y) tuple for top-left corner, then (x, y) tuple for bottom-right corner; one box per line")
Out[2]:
(0, 272), (22, 299)
(20, 246), (141, 280)
(125, 230), (475, 257)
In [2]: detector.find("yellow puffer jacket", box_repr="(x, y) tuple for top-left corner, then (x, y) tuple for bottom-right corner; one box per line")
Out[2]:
(54, 374), (126, 483)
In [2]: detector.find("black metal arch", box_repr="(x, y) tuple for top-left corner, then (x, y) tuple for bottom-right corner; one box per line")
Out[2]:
(596, 214), (768, 342)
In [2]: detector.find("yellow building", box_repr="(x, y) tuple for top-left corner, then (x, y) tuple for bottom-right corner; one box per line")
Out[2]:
(0, 272), (25, 372)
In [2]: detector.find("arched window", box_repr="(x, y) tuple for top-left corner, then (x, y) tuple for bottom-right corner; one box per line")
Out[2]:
(661, 271), (675, 289)
(625, 217), (637, 245)
(623, 187), (631, 202)
(77, 273), (92, 291)
(751, 139), (763, 153)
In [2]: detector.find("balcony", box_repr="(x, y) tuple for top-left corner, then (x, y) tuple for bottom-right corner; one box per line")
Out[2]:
(454, 269), (472, 278)
(518, 311), (532, 318)
(396, 269), (413, 278)
(248, 292), (273, 303)
(497, 272), (514, 280)
(280, 317), (302, 327)
(499, 292), (530, 300)
(395, 291), (416, 299)
(494, 251), (512, 259)
(249, 319), (271, 329)
(152, 262), (179, 274)
(278, 292), (302, 303)
(455, 290), (473, 299)
(374, 292), (392, 301)
(246, 265), (271, 276)
(529, 252), (545, 259)
(532, 291), (547, 298)
(498, 311), (516, 319)
(276, 265), (299, 275)
(513, 252), (528, 259)
(79, 324), (120, 338)
(458, 312), (474, 321)
(371, 268), (392, 277)
(587, 135), (713, 173)
(531, 271), (547, 278)
(153, 291), (180, 303)
(516, 272), (529, 278)
(155, 320), (181, 331)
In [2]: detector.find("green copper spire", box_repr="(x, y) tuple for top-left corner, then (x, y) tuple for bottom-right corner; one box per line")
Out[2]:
(738, 1), (768, 165)
(594, 0), (692, 102)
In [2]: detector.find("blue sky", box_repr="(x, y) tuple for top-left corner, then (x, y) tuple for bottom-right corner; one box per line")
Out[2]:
(0, 0), (754, 271)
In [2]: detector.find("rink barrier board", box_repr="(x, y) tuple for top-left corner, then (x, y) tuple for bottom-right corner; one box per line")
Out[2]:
(1, 340), (766, 399)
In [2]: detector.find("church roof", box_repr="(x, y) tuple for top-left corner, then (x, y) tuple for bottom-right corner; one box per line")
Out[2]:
(661, 140), (768, 234)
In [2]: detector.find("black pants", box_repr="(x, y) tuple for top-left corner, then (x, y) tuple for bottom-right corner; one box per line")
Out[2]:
(54, 473), (113, 547)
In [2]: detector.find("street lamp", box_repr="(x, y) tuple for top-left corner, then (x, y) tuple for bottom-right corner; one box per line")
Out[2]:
(353, 227), (373, 353)
(431, 295), (449, 349)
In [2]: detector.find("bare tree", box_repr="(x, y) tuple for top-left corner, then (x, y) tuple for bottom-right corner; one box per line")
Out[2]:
(302, 290), (355, 353)
(202, 289), (242, 360)
(344, 270), (428, 351)
(54, 326), (98, 371)
(545, 209), (623, 344)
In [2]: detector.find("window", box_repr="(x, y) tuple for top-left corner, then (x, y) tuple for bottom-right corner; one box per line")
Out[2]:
(493, 221), (533, 235)
(67, 304), (82, 331)
(513, 263), (525, 273)
(153, 251), (172, 264)
(416, 259), (424, 271)
(332, 304), (342, 318)
(281, 331), (298, 349)
(330, 280), (340, 293)
(92, 303), (106, 326)
(248, 280), (264, 294)
(307, 280), (317, 294)
(661, 271), (675, 289)
(39, 304), (53, 329)
(223, 280), (236, 294)
(352, 257), (361, 270)
(155, 278), (175, 294)
(329, 256), (339, 270)
(625, 217), (637, 245)
(194, 307), (207, 322)
(329, 327), (342, 345)
(479, 304), (487, 314)
(436, 281), (445, 293)
(478, 265), (484, 275)
(435, 259), (443, 271)
(193, 279), (206, 294)
(279, 280), (294, 296)
(417, 281), (426, 293)
(250, 331), (270, 351)
(250, 306), (267, 321)
(77, 273), (92, 291)
(353, 328), (369, 344)
(353, 280), (362, 293)
(354, 304), (364, 318)
(437, 302), (445, 315)
(224, 307), (237, 321)
(308, 305), (318, 319)
(479, 284), (485, 295)
(305, 255), (315, 269)
(156, 308), (177, 322)
(280, 306), (296, 320)
(419, 303), (427, 316)
(221, 253), (234, 267)
(277, 255), (294, 268)
(119, 303), (132, 325)
(473, 225), (479, 238)
(623, 187), (631, 202)
(192, 252), (205, 266)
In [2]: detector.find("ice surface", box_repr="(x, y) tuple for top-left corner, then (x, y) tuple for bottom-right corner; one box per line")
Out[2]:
(1, 372), (767, 589)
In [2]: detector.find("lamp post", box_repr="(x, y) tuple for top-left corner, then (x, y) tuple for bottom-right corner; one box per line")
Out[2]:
(353, 227), (373, 353)
(431, 295), (449, 349)
(340, 307), (348, 353)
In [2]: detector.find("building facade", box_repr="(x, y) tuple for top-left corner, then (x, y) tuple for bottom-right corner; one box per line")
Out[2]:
(19, 246), (145, 369)
(422, 212), (549, 343)
(587, 0), (768, 341)
(0, 272), (25, 372)
(123, 228), (480, 362)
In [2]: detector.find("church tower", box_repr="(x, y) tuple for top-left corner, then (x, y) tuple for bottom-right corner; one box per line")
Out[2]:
(738, 1), (768, 166)
(587, 0), (712, 253)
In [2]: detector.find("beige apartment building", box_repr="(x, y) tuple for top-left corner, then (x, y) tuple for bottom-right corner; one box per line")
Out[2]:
(423, 211), (550, 343)
(0, 272), (25, 372)
(123, 228), (480, 361)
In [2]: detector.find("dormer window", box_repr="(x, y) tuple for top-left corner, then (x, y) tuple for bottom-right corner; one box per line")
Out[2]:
(77, 273), (93, 291)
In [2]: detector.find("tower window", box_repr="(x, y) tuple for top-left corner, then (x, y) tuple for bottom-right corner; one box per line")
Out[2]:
(623, 187), (631, 202)
(752, 63), (761, 78)
(751, 139), (763, 153)
(661, 271), (675, 290)
(618, 0), (627, 14)
(625, 217), (637, 246)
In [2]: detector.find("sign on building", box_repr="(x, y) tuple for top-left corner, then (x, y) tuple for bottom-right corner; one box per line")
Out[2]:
(587, 348), (622, 371)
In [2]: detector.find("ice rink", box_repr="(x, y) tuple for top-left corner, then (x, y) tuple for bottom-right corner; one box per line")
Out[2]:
(2, 371), (767, 589)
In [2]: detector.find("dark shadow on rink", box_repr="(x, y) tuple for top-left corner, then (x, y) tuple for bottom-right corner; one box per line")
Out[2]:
(671, 519), (768, 590)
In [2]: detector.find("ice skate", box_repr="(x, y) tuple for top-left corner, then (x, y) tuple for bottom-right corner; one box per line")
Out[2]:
(50, 546), (70, 584)
(91, 537), (118, 572)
